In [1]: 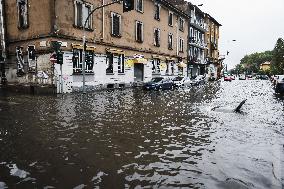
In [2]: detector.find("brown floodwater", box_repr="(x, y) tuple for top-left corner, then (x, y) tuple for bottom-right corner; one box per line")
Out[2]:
(0, 80), (283, 189)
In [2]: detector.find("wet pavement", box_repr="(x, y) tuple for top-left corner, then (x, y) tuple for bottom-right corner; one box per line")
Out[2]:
(0, 80), (283, 189)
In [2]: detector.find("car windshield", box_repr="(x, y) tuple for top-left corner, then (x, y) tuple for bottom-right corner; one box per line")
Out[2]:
(173, 77), (183, 81)
(151, 77), (163, 82)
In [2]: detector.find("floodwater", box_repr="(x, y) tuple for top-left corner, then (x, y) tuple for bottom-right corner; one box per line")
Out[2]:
(0, 80), (283, 189)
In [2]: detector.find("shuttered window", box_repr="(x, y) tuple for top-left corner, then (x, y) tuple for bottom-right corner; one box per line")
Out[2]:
(17, 0), (28, 29)
(74, 0), (93, 29)
(154, 28), (160, 47)
(135, 21), (143, 43)
(168, 11), (173, 26)
(154, 4), (160, 20)
(111, 12), (121, 37)
(168, 33), (173, 50)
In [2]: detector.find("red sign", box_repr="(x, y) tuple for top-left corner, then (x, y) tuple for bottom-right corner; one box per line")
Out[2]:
(50, 54), (57, 64)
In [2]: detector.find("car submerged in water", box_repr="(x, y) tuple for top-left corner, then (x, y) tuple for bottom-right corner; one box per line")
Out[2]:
(143, 77), (174, 90)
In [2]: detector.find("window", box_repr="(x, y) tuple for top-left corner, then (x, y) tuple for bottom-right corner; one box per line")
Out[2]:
(179, 38), (184, 52)
(17, 0), (28, 29)
(111, 12), (121, 37)
(136, 0), (143, 12)
(154, 28), (160, 47)
(178, 66), (183, 75)
(118, 54), (125, 74)
(74, 0), (93, 29)
(168, 33), (173, 50)
(72, 49), (94, 74)
(135, 21), (143, 43)
(152, 59), (160, 74)
(168, 11), (173, 26)
(106, 53), (114, 74)
(154, 4), (160, 20)
(179, 17), (184, 31)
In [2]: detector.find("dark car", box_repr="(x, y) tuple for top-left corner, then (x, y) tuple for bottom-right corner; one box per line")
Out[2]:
(258, 75), (269, 80)
(143, 77), (174, 90)
(275, 76), (284, 94)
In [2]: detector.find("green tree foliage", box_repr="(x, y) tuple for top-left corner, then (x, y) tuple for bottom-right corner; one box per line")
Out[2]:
(239, 51), (273, 74)
(270, 38), (284, 75)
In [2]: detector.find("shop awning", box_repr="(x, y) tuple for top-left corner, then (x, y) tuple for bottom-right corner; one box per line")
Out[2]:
(132, 58), (148, 64)
(152, 55), (164, 60)
(72, 43), (96, 51)
(106, 48), (124, 54)
(165, 57), (177, 61)
(126, 58), (148, 64)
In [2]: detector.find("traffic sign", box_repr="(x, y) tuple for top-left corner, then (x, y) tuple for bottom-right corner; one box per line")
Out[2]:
(50, 53), (57, 64)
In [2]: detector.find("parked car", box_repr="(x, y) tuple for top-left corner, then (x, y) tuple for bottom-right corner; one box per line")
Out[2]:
(191, 75), (206, 85)
(172, 76), (191, 88)
(246, 75), (253, 80)
(230, 75), (236, 80)
(143, 77), (174, 90)
(239, 74), (246, 80)
(224, 75), (232, 81)
(272, 75), (284, 87)
(258, 75), (269, 80)
(275, 75), (284, 94)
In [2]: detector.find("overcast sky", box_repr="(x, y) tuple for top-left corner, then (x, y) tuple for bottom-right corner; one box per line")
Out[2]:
(190, 0), (284, 69)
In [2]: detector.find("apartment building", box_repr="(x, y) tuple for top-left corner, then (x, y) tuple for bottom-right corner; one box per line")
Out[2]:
(205, 13), (222, 80)
(1, 0), (189, 93)
(188, 3), (207, 77)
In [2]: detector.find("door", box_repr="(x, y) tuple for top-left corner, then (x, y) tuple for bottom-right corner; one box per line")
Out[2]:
(134, 64), (144, 81)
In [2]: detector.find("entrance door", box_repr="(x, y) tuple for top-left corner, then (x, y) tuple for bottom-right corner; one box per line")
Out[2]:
(134, 64), (144, 81)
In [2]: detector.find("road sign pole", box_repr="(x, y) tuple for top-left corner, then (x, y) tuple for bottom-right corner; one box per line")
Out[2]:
(82, 35), (86, 94)
(60, 63), (63, 94)
(81, 0), (122, 94)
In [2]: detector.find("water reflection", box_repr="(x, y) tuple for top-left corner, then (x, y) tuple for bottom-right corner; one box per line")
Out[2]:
(0, 81), (283, 189)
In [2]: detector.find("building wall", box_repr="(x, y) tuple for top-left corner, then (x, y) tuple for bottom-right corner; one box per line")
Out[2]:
(55, 0), (188, 59)
(3, 0), (189, 93)
(5, 0), (52, 43)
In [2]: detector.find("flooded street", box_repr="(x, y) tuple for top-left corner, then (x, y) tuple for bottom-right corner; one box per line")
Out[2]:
(0, 80), (283, 189)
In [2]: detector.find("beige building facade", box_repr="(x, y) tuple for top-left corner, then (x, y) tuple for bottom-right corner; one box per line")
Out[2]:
(1, 0), (189, 93)
(204, 13), (222, 80)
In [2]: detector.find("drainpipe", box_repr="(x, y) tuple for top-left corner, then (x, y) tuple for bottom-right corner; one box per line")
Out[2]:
(101, 0), (105, 40)
(0, 0), (7, 84)
(176, 17), (179, 56)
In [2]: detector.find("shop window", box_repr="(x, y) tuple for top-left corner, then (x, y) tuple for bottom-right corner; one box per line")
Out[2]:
(72, 49), (94, 74)
(152, 58), (160, 74)
(17, 0), (28, 29)
(178, 66), (183, 75)
(118, 54), (125, 74)
(106, 53), (114, 74)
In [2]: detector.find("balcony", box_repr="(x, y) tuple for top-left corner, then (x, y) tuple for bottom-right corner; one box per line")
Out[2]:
(189, 38), (206, 49)
(190, 18), (207, 32)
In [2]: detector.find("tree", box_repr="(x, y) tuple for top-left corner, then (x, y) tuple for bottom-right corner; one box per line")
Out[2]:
(271, 38), (284, 75)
